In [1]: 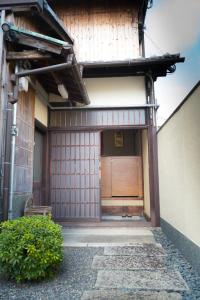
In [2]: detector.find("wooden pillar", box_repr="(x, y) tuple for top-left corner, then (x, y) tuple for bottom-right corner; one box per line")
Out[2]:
(146, 75), (160, 227)
(148, 121), (160, 227)
(0, 10), (10, 221)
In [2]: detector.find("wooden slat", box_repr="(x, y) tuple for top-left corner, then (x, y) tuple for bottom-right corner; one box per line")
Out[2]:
(50, 109), (146, 128)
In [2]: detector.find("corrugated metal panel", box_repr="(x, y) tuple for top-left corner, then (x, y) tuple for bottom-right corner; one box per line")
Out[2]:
(50, 109), (146, 129)
(50, 131), (100, 220)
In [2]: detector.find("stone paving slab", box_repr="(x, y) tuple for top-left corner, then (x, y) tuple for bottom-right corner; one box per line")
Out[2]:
(92, 255), (165, 270)
(81, 290), (182, 300)
(104, 244), (166, 256)
(63, 235), (155, 246)
(62, 228), (154, 236)
(95, 270), (189, 291)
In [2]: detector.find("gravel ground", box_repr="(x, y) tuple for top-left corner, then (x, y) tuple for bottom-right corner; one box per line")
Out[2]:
(152, 228), (200, 300)
(0, 229), (199, 300)
(0, 247), (104, 300)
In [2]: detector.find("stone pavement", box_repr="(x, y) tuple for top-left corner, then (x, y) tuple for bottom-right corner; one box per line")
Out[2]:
(62, 227), (189, 300)
(0, 227), (198, 299)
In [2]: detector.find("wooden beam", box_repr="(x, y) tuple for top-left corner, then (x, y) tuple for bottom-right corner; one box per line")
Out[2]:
(0, 0), (43, 11)
(7, 50), (51, 61)
(6, 32), (62, 55)
(41, 3), (73, 44)
(3, 24), (72, 55)
(0, 1), (73, 44)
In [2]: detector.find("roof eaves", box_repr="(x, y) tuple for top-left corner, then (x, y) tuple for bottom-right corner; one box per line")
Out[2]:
(81, 54), (185, 79)
(0, 0), (73, 44)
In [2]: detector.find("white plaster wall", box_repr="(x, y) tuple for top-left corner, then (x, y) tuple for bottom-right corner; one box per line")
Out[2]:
(84, 77), (146, 106)
(142, 129), (150, 218)
(35, 95), (48, 127)
(158, 84), (200, 247)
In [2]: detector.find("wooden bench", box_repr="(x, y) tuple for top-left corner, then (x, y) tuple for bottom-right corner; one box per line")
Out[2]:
(24, 197), (52, 216)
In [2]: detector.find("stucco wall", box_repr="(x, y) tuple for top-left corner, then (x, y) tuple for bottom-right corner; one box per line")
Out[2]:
(35, 95), (48, 127)
(157, 83), (200, 247)
(84, 77), (146, 106)
(142, 129), (150, 218)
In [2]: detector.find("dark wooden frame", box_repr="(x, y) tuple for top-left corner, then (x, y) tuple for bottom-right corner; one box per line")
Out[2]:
(34, 119), (49, 206)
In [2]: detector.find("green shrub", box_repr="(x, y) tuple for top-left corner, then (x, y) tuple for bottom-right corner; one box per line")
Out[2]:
(0, 216), (63, 282)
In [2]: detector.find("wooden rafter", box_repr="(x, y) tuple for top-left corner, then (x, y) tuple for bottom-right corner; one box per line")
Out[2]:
(7, 50), (51, 60)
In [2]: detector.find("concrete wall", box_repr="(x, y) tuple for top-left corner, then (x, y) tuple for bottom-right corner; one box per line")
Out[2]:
(142, 129), (150, 218)
(84, 77), (146, 106)
(157, 83), (200, 247)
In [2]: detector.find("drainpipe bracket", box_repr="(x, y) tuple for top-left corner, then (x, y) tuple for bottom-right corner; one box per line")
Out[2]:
(11, 125), (18, 136)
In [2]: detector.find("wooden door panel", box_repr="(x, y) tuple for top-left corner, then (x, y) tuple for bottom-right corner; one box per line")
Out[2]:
(101, 157), (112, 197)
(112, 157), (142, 197)
(50, 131), (101, 220)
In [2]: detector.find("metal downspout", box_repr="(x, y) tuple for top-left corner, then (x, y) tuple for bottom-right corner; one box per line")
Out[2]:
(8, 64), (19, 220)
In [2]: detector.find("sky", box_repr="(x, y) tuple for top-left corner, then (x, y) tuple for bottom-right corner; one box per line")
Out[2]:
(145, 0), (200, 126)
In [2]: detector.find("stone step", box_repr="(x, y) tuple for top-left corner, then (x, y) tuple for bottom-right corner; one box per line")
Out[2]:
(92, 255), (165, 270)
(95, 270), (188, 291)
(104, 243), (166, 256)
(63, 228), (156, 246)
(63, 228), (154, 236)
(63, 235), (155, 247)
(81, 290), (182, 300)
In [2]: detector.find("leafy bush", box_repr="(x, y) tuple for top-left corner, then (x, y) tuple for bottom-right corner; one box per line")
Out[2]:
(0, 216), (63, 282)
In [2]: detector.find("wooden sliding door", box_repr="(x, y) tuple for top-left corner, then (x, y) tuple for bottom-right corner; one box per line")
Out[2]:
(101, 156), (143, 197)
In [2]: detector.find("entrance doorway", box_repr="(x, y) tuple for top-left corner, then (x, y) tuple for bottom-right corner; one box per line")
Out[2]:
(101, 129), (144, 219)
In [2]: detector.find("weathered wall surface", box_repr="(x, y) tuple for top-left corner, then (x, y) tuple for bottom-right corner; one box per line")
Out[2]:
(54, 1), (139, 62)
(85, 77), (146, 106)
(158, 83), (200, 247)
(35, 95), (48, 127)
(13, 89), (35, 217)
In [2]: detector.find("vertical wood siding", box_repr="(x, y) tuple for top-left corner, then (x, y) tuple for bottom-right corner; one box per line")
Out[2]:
(0, 18), (7, 219)
(50, 131), (100, 220)
(14, 89), (35, 195)
(50, 109), (146, 129)
(15, 15), (42, 33)
(54, 1), (139, 62)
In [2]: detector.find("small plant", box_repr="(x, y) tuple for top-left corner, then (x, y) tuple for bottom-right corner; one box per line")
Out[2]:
(0, 216), (63, 282)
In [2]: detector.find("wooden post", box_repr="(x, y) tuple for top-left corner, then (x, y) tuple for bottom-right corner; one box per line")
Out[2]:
(146, 75), (160, 227)
(148, 121), (160, 227)
(0, 10), (10, 220)
(0, 11), (4, 220)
